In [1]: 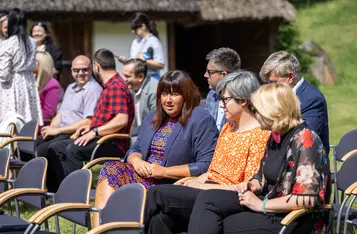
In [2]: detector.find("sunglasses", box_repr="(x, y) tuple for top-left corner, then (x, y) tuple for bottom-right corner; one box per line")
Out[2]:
(71, 67), (90, 73)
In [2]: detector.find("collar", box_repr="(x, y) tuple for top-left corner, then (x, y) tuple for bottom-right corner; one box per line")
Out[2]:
(271, 131), (281, 143)
(135, 85), (143, 96)
(212, 91), (220, 102)
(72, 76), (94, 92)
(103, 73), (120, 88)
(292, 77), (304, 93)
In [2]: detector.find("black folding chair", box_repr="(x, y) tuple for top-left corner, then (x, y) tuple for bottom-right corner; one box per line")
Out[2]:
(0, 157), (47, 232)
(23, 169), (92, 234)
(330, 129), (357, 203)
(24, 183), (146, 234)
(0, 120), (39, 169)
(0, 148), (11, 215)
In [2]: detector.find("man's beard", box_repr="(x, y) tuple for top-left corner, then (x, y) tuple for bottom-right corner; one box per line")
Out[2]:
(93, 70), (103, 85)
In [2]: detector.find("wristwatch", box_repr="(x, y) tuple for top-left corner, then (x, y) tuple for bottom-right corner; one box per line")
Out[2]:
(92, 128), (99, 137)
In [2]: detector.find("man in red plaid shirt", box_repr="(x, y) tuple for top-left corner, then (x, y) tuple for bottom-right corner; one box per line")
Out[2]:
(45, 49), (134, 192)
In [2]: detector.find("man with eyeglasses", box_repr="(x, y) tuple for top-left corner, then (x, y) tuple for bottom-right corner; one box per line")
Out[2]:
(204, 48), (241, 130)
(260, 51), (329, 155)
(37, 55), (102, 158)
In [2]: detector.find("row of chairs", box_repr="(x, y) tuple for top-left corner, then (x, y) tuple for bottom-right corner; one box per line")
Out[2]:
(0, 150), (146, 234)
(2, 120), (357, 233)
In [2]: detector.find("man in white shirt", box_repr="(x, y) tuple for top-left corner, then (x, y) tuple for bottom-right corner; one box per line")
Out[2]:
(121, 59), (158, 143)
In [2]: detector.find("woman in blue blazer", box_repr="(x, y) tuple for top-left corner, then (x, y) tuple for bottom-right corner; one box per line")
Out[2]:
(92, 70), (219, 226)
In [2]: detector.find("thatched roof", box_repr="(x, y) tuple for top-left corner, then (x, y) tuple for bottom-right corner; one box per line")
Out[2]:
(197, 0), (296, 22)
(0, 0), (296, 22)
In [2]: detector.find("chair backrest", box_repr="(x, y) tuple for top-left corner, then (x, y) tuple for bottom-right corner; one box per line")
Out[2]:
(336, 152), (357, 192)
(101, 183), (146, 232)
(335, 129), (357, 161)
(17, 120), (38, 156)
(55, 169), (92, 227)
(14, 157), (47, 208)
(0, 149), (10, 192)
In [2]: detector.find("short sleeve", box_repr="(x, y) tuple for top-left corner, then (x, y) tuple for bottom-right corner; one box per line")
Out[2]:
(151, 37), (165, 65)
(83, 87), (102, 118)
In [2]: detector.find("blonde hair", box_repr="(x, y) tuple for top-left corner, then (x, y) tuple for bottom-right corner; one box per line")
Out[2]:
(251, 83), (303, 134)
(36, 51), (53, 92)
(259, 51), (301, 83)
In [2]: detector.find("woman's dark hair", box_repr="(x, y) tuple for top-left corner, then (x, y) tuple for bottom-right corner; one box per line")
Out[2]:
(152, 70), (201, 129)
(30, 22), (54, 44)
(7, 8), (29, 56)
(129, 12), (159, 38)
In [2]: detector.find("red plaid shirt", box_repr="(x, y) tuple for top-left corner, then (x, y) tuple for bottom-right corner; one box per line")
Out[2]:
(90, 73), (134, 154)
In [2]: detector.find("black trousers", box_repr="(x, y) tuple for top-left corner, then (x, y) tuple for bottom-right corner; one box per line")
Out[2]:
(145, 185), (285, 234)
(37, 134), (71, 157)
(45, 138), (125, 192)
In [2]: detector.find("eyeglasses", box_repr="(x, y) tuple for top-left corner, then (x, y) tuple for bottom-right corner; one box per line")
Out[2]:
(71, 67), (90, 73)
(206, 69), (225, 77)
(219, 96), (235, 106)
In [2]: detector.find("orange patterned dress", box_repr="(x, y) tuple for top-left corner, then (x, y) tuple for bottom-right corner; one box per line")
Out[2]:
(207, 122), (270, 185)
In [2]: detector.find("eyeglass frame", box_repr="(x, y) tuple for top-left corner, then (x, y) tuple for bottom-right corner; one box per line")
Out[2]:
(206, 69), (227, 77)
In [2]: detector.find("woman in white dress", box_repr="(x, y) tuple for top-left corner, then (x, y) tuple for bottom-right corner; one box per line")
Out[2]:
(0, 8), (43, 125)
(116, 13), (165, 81)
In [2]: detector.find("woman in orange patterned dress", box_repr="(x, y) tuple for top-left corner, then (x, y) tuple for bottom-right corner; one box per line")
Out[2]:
(144, 70), (271, 234)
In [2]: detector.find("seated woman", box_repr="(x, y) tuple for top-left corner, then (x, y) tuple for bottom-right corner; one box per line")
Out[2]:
(185, 83), (331, 234)
(93, 70), (219, 226)
(35, 51), (61, 121)
(144, 70), (271, 234)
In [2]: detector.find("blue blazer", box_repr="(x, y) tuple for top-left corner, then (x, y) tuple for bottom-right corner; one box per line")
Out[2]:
(296, 79), (330, 154)
(204, 90), (227, 131)
(125, 106), (219, 176)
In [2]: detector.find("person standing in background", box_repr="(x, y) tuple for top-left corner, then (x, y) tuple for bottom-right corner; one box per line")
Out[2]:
(30, 22), (63, 79)
(116, 12), (165, 81)
(0, 8), (43, 125)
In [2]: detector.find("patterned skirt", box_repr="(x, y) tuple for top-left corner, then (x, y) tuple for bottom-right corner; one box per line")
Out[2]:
(97, 161), (159, 190)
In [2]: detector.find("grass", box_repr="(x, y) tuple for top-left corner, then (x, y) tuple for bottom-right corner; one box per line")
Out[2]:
(294, 0), (357, 144)
(3, 0), (357, 233)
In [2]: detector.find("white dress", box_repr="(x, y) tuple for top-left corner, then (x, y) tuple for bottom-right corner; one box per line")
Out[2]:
(0, 36), (43, 125)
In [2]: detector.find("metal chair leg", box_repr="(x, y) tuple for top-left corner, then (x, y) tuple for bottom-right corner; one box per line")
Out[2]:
(55, 215), (60, 234)
(14, 198), (20, 217)
(72, 223), (76, 234)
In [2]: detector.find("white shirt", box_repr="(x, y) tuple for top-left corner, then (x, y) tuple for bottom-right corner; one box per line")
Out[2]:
(130, 34), (165, 78)
(216, 105), (225, 130)
(134, 87), (143, 127)
(293, 78), (304, 93)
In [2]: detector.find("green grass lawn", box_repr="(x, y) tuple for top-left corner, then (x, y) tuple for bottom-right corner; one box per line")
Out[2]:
(3, 0), (357, 233)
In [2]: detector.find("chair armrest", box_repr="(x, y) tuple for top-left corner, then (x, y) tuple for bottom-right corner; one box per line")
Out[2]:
(341, 149), (357, 161)
(0, 176), (6, 181)
(86, 222), (142, 234)
(29, 203), (90, 224)
(280, 204), (332, 226)
(96, 134), (130, 144)
(0, 133), (12, 137)
(330, 144), (336, 149)
(82, 157), (123, 169)
(345, 182), (357, 195)
(0, 136), (34, 148)
(0, 188), (46, 206)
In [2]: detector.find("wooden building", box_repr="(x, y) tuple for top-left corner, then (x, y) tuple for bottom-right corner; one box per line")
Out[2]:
(0, 0), (296, 93)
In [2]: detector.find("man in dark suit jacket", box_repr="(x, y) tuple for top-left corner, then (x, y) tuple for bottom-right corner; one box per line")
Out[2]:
(260, 51), (330, 155)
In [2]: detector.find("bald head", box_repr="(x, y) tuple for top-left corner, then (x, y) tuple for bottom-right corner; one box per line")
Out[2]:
(71, 55), (92, 88)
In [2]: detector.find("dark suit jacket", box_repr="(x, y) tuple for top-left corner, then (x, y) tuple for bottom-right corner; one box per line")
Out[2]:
(125, 106), (219, 176)
(296, 79), (330, 154)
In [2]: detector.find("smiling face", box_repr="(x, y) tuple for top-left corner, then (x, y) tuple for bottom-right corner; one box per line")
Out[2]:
(31, 25), (47, 44)
(71, 56), (92, 88)
(122, 63), (144, 93)
(160, 91), (184, 118)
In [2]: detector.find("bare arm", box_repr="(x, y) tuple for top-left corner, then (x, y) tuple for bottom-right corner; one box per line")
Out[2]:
(50, 113), (61, 127)
(265, 195), (316, 213)
(162, 164), (191, 180)
(97, 113), (128, 136)
(145, 60), (164, 70)
(57, 118), (92, 134)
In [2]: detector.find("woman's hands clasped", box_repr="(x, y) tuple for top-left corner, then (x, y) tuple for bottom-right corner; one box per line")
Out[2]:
(132, 160), (167, 179)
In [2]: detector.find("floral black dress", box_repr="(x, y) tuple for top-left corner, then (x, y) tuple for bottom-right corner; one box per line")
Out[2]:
(253, 123), (331, 233)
